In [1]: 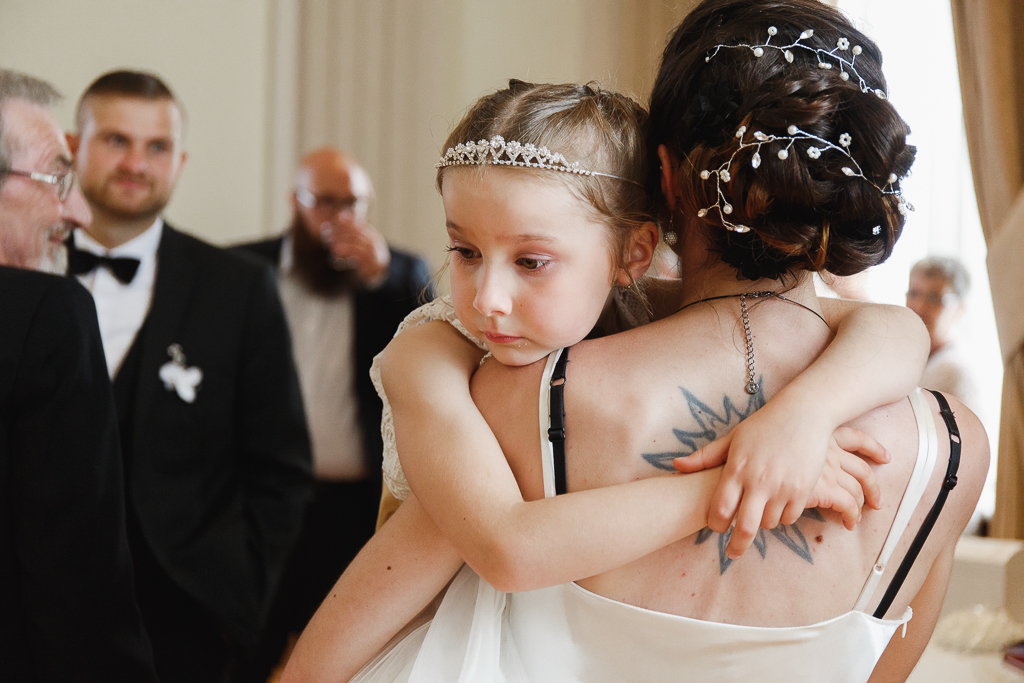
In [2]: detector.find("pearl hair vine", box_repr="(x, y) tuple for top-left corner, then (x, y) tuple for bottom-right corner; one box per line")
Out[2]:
(697, 124), (913, 234)
(436, 135), (640, 186)
(705, 26), (887, 99)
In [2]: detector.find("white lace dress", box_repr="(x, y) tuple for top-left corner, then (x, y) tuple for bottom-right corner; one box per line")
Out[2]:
(369, 295), (488, 502)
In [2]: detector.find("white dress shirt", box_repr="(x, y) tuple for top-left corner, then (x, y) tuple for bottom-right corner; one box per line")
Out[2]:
(74, 219), (163, 378)
(277, 233), (366, 480)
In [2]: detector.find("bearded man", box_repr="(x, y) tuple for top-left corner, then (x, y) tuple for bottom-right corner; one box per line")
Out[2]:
(67, 70), (312, 683)
(233, 147), (431, 680)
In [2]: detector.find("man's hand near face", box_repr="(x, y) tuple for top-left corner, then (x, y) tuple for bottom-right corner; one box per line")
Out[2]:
(322, 218), (391, 285)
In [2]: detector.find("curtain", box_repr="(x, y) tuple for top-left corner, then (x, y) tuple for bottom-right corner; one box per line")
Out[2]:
(951, 0), (1024, 538)
(262, 0), (694, 271)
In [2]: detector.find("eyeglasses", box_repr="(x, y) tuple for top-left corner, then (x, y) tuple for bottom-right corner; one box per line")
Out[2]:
(295, 186), (368, 216)
(906, 289), (959, 307)
(1, 168), (76, 202)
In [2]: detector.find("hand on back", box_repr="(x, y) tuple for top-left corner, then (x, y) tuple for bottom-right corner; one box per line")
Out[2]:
(673, 396), (889, 559)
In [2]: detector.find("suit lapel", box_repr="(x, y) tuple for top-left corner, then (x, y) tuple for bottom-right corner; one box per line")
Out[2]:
(133, 224), (200, 447)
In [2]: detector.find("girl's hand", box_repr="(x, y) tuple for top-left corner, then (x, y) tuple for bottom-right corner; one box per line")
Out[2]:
(806, 427), (889, 529)
(672, 404), (889, 559)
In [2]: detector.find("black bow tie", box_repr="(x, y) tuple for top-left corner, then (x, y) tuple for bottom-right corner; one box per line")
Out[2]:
(67, 245), (141, 285)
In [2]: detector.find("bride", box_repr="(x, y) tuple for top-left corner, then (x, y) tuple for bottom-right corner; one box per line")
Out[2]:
(284, 0), (987, 680)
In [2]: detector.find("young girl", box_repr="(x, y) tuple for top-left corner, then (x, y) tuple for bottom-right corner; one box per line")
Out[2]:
(282, 80), (933, 682)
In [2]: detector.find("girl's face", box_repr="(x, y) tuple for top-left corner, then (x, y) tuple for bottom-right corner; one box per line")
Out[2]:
(442, 167), (621, 367)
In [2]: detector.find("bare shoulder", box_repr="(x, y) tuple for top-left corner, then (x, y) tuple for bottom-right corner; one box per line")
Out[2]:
(930, 391), (989, 519)
(380, 321), (484, 399)
(382, 319), (478, 366)
(851, 390), (988, 527)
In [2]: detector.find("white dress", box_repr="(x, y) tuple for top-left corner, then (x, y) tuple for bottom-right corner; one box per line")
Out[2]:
(362, 304), (940, 682)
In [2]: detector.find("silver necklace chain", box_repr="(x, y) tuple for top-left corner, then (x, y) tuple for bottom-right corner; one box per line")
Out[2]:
(677, 290), (831, 395)
(739, 293), (759, 395)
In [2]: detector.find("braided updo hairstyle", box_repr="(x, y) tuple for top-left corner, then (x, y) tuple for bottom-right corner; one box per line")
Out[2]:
(649, 0), (916, 280)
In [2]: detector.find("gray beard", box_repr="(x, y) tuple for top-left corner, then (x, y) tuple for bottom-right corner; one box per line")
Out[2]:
(37, 241), (67, 275)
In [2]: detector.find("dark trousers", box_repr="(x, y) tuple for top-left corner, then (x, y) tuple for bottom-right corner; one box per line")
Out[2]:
(127, 506), (241, 683)
(237, 478), (380, 682)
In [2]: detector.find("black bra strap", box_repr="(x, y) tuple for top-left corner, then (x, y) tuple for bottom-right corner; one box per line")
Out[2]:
(548, 348), (570, 495)
(873, 390), (961, 618)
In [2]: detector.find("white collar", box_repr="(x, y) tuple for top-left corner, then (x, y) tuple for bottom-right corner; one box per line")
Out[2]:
(279, 231), (294, 273)
(74, 217), (164, 260)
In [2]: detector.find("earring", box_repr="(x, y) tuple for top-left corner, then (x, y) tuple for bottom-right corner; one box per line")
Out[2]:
(663, 214), (678, 246)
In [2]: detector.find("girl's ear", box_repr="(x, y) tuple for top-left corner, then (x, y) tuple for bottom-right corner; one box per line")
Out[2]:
(657, 145), (679, 211)
(617, 221), (659, 286)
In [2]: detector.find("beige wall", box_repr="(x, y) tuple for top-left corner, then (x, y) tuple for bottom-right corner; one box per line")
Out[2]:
(1, 0), (692, 258)
(289, 0), (694, 270)
(0, 0), (271, 244)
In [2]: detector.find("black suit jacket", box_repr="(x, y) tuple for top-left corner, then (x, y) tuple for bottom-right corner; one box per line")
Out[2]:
(122, 225), (312, 647)
(233, 236), (432, 474)
(0, 267), (156, 682)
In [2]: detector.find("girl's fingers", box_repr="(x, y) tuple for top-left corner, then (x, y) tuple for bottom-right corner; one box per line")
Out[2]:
(833, 426), (890, 464)
(725, 492), (769, 559)
(760, 497), (789, 531)
(836, 447), (883, 510)
(673, 436), (730, 473)
(779, 499), (804, 527)
(708, 478), (742, 534)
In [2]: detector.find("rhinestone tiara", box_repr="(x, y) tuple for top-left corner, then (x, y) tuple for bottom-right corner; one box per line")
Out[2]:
(436, 135), (639, 185)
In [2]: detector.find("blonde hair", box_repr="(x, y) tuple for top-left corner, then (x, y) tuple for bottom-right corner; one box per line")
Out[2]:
(437, 80), (656, 271)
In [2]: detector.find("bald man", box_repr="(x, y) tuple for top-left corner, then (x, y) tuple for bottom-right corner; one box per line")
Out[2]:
(234, 147), (431, 678)
(69, 70), (313, 683)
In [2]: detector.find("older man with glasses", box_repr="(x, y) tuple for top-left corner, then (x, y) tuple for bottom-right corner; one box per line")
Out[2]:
(905, 256), (979, 411)
(0, 68), (157, 682)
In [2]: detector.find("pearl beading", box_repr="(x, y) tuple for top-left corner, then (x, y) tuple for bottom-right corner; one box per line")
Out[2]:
(705, 26), (887, 99)
(697, 125), (912, 234)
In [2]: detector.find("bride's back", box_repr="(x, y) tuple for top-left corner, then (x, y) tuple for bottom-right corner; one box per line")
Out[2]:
(471, 289), (986, 629)
(474, 0), (990, 648)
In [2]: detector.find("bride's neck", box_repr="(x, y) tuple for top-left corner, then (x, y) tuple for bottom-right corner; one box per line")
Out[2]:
(673, 220), (819, 312)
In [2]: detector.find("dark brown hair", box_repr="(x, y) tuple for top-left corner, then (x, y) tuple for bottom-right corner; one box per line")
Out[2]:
(438, 80), (657, 271)
(649, 0), (916, 280)
(76, 70), (183, 131)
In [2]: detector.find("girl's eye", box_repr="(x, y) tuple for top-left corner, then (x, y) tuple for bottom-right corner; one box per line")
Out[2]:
(516, 257), (549, 271)
(445, 245), (477, 261)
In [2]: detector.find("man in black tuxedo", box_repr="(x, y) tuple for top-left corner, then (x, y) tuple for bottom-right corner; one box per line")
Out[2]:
(67, 70), (313, 683)
(234, 147), (431, 679)
(0, 69), (156, 681)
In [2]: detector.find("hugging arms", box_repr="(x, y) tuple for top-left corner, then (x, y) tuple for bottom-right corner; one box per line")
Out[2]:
(282, 295), (930, 683)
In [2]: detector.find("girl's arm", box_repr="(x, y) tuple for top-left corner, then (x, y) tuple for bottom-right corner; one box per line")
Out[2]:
(675, 300), (929, 557)
(280, 493), (463, 683)
(280, 466), (720, 679)
(379, 320), (866, 593)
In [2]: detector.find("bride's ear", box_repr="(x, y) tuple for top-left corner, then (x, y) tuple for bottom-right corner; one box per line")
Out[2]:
(616, 221), (659, 286)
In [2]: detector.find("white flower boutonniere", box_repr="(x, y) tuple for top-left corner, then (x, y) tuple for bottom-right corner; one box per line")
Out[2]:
(159, 343), (203, 404)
